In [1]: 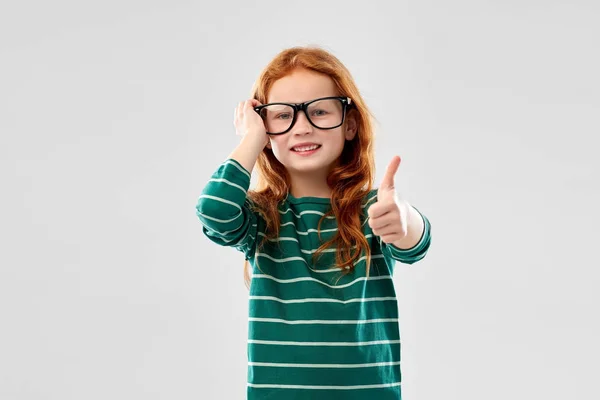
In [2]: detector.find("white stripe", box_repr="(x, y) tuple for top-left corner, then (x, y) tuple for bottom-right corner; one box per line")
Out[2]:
(249, 361), (400, 368)
(197, 212), (240, 224)
(248, 295), (396, 304)
(257, 232), (299, 242)
(281, 191), (375, 208)
(280, 208), (337, 219)
(236, 234), (254, 246)
(311, 254), (384, 273)
(253, 253), (384, 273)
(197, 194), (241, 210)
(282, 192), (376, 210)
(300, 246), (355, 255)
(247, 339), (400, 346)
(301, 247), (339, 255)
(223, 159), (251, 179)
(279, 221), (338, 235)
(266, 228), (371, 248)
(207, 178), (247, 194)
(260, 229), (373, 241)
(248, 317), (398, 325)
(206, 231), (255, 245)
(204, 224), (256, 240)
(361, 195), (377, 227)
(255, 253), (306, 264)
(247, 382), (401, 390)
(250, 274), (391, 289)
(364, 194), (377, 206)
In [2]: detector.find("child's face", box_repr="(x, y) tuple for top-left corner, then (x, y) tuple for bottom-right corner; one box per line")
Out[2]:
(265, 68), (357, 177)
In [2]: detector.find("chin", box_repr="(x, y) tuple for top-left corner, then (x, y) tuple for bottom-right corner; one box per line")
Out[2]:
(292, 159), (339, 174)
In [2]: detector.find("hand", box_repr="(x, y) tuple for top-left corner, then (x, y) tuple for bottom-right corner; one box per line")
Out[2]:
(234, 99), (269, 148)
(367, 155), (410, 244)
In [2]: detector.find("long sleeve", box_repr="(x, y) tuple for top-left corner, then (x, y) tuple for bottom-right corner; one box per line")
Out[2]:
(363, 190), (432, 265)
(379, 206), (431, 265)
(195, 158), (260, 260)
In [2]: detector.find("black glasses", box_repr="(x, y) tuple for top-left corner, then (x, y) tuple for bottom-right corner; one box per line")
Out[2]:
(254, 96), (353, 135)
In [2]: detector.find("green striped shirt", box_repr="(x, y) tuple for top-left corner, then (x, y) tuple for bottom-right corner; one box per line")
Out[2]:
(196, 158), (431, 400)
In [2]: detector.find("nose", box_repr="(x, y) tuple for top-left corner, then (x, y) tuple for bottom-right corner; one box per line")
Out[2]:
(291, 110), (313, 134)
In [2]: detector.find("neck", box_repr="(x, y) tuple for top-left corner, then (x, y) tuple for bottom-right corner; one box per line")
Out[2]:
(289, 171), (331, 198)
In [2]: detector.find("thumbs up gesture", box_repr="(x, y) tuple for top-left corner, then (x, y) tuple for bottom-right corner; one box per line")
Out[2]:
(367, 156), (411, 246)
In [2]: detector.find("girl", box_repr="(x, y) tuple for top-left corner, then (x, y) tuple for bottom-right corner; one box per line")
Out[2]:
(195, 46), (432, 400)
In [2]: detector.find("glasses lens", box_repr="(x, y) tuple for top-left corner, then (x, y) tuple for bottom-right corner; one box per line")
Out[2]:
(306, 98), (344, 129)
(259, 104), (294, 134)
(258, 98), (344, 134)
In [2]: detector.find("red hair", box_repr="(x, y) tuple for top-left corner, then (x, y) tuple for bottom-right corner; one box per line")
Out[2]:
(244, 46), (377, 288)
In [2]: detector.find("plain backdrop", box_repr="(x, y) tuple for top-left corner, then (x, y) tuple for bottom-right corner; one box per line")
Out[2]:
(1, 1), (598, 399)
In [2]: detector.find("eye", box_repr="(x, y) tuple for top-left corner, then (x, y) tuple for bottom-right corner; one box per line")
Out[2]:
(274, 113), (292, 120)
(311, 109), (328, 116)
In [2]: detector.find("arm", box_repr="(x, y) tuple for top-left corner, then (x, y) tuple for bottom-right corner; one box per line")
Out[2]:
(391, 204), (425, 249)
(226, 133), (266, 175)
(367, 156), (432, 265)
(195, 133), (267, 260)
(382, 206), (431, 265)
(365, 191), (432, 265)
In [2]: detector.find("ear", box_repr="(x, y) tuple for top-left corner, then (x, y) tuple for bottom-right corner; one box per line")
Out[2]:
(344, 109), (358, 141)
(266, 139), (272, 149)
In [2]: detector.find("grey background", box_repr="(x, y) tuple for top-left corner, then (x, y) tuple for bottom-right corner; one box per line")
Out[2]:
(1, 0), (598, 399)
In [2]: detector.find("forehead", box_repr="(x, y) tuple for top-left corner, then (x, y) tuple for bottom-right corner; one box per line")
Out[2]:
(267, 68), (338, 104)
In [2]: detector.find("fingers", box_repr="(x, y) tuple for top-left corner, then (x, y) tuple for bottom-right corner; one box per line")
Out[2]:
(367, 201), (395, 220)
(245, 99), (262, 115)
(368, 211), (396, 231)
(234, 99), (265, 136)
(234, 102), (243, 134)
(379, 156), (401, 191)
(369, 214), (405, 238)
(236, 100), (252, 123)
(234, 99), (262, 116)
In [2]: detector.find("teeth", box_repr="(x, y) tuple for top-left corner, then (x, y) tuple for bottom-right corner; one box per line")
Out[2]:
(293, 145), (320, 152)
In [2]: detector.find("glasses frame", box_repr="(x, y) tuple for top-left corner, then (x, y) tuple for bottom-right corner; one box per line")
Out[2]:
(253, 96), (353, 135)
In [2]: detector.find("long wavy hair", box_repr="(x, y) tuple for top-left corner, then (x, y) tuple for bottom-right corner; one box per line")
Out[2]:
(243, 46), (378, 288)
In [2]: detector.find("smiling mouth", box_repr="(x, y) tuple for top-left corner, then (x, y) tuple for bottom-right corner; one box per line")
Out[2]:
(291, 144), (322, 153)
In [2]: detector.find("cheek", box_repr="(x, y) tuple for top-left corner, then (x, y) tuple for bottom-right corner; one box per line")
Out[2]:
(327, 133), (347, 152)
(270, 138), (288, 158)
